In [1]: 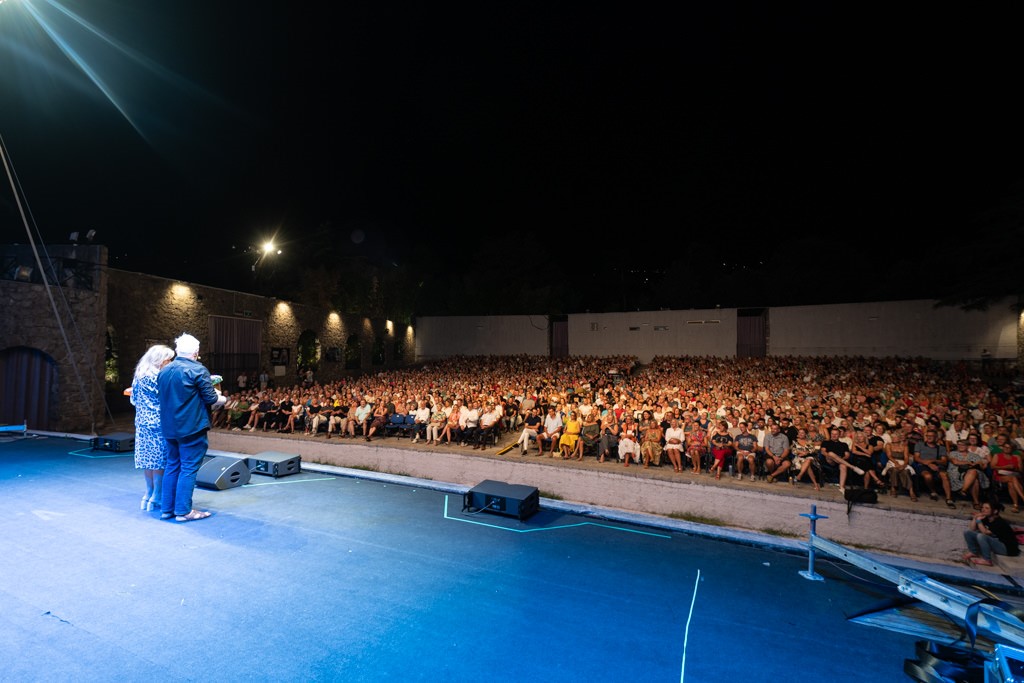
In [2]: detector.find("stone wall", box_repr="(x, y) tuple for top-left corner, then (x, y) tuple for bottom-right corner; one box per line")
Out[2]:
(0, 244), (107, 431)
(106, 269), (414, 397)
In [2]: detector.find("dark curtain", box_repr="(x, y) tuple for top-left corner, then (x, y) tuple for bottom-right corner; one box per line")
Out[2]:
(0, 346), (57, 430)
(736, 310), (767, 358)
(206, 316), (263, 384)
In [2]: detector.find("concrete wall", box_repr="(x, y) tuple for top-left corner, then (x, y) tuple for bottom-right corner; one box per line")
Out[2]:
(415, 315), (550, 360)
(210, 432), (967, 562)
(416, 299), (1020, 364)
(768, 299), (1019, 359)
(567, 309), (738, 362)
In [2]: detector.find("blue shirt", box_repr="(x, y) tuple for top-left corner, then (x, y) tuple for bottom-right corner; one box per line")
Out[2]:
(157, 356), (219, 440)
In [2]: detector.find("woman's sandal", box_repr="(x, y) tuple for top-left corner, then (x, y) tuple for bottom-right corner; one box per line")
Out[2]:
(946, 499), (956, 509)
(175, 509), (212, 523)
(1014, 506), (1021, 514)
(973, 503), (983, 511)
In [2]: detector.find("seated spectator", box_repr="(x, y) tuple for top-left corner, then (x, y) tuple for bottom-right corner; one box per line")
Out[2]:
(411, 399), (431, 443)
(763, 421), (791, 484)
(281, 396), (303, 433)
(474, 402), (501, 450)
(820, 426), (860, 492)
(790, 428), (821, 490)
(733, 421), (759, 481)
(538, 406), (563, 457)
(851, 429), (886, 489)
(913, 428), (954, 508)
(426, 400), (448, 445)
(515, 407), (542, 455)
(578, 411), (601, 460)
(247, 393), (276, 432)
(559, 410), (582, 459)
(963, 502), (1020, 566)
(598, 408), (619, 463)
(663, 418), (685, 472)
(884, 429), (917, 501)
(305, 396), (326, 435)
(685, 417), (707, 474)
(362, 401), (386, 441)
(460, 400), (482, 447)
(990, 433), (1024, 513)
(618, 414), (640, 467)
(640, 411), (664, 469)
(947, 438), (989, 510)
(440, 399), (464, 445)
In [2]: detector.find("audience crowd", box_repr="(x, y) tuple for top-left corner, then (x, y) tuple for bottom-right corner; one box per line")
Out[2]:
(212, 354), (1024, 512)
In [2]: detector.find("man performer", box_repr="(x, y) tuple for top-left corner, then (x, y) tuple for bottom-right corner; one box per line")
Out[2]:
(158, 333), (223, 522)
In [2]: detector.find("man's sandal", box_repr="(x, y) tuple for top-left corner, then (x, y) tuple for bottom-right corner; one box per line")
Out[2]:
(175, 510), (212, 523)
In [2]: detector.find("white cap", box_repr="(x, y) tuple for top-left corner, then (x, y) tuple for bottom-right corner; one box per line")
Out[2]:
(175, 333), (200, 357)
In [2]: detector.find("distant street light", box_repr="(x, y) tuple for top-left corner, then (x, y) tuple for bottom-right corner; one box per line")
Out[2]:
(252, 241), (281, 271)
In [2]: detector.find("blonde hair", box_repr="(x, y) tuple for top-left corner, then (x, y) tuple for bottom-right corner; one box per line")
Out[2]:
(134, 344), (175, 381)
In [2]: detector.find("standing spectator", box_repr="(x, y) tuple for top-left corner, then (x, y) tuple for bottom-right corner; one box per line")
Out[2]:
(236, 370), (248, 394)
(158, 333), (223, 523)
(129, 344), (175, 511)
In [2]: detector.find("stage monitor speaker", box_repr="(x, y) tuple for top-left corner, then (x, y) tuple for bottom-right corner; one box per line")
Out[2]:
(463, 480), (540, 521)
(196, 455), (251, 490)
(248, 451), (301, 478)
(91, 431), (135, 452)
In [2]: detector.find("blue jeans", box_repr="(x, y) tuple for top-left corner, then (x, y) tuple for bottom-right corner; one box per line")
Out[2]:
(162, 430), (208, 516)
(963, 530), (1007, 560)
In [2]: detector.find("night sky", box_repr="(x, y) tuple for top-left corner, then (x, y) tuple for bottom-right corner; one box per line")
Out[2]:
(1, 2), (1022, 315)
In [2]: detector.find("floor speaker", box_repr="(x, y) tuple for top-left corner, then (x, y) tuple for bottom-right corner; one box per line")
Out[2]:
(196, 455), (251, 490)
(91, 431), (135, 452)
(248, 451), (301, 478)
(463, 480), (540, 521)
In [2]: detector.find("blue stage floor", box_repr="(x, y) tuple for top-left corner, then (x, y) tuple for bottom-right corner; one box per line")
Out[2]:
(0, 434), (999, 681)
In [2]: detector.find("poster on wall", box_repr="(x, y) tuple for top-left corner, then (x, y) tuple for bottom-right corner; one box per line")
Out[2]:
(270, 347), (289, 366)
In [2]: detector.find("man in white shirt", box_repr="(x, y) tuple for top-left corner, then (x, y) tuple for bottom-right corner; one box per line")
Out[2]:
(412, 400), (431, 443)
(474, 403), (501, 449)
(538, 406), (563, 456)
(459, 401), (481, 446)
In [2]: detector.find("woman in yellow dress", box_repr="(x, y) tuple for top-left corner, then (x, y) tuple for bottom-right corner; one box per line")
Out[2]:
(639, 410), (664, 468)
(559, 410), (582, 459)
